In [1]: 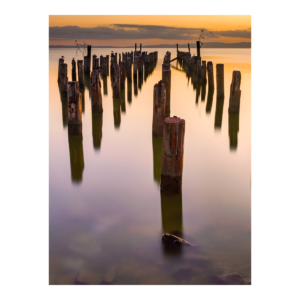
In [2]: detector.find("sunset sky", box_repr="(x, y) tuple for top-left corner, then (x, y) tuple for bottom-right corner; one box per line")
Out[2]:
(49, 15), (251, 46)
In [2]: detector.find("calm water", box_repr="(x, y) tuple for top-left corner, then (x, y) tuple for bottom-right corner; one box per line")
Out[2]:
(49, 47), (251, 285)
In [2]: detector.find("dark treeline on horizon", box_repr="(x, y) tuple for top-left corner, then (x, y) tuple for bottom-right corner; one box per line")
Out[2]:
(49, 42), (251, 49)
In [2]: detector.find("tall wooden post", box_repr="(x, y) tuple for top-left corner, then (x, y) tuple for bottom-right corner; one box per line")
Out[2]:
(72, 58), (76, 81)
(228, 71), (241, 113)
(188, 43), (190, 53)
(216, 64), (224, 98)
(161, 116), (185, 193)
(59, 63), (68, 97)
(77, 60), (84, 89)
(196, 41), (200, 58)
(57, 58), (64, 82)
(152, 81), (166, 136)
(207, 61), (214, 89)
(67, 81), (82, 135)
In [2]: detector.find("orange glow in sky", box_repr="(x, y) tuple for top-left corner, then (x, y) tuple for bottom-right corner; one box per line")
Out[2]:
(49, 15), (251, 46)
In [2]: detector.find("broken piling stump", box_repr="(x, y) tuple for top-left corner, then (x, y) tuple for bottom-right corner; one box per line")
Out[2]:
(216, 64), (224, 98)
(91, 70), (103, 113)
(162, 69), (171, 117)
(59, 63), (68, 97)
(152, 81), (166, 136)
(67, 81), (82, 135)
(228, 71), (241, 113)
(77, 60), (84, 89)
(207, 61), (214, 89)
(160, 116), (185, 193)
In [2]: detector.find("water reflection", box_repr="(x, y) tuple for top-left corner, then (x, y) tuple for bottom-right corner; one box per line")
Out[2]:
(68, 134), (84, 183)
(214, 97), (224, 130)
(228, 112), (240, 150)
(134, 76), (138, 96)
(152, 136), (163, 185)
(160, 192), (183, 256)
(58, 82), (68, 128)
(101, 73), (108, 96)
(120, 86), (126, 113)
(113, 97), (121, 129)
(127, 76), (132, 103)
(201, 81), (206, 102)
(205, 88), (214, 113)
(84, 73), (91, 101)
(92, 112), (103, 151)
(80, 87), (85, 113)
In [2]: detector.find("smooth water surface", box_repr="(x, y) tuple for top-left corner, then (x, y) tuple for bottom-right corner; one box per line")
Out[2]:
(49, 48), (251, 285)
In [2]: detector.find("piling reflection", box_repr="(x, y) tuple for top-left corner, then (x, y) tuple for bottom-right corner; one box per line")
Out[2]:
(120, 86), (126, 113)
(113, 97), (121, 129)
(68, 134), (84, 183)
(80, 87), (85, 113)
(127, 77), (132, 103)
(206, 88), (214, 113)
(92, 112), (103, 151)
(152, 136), (163, 185)
(84, 72), (91, 101)
(228, 112), (239, 150)
(101, 73), (108, 96)
(214, 97), (224, 130)
(58, 82), (68, 128)
(160, 192), (183, 256)
(134, 76), (138, 96)
(201, 81), (206, 102)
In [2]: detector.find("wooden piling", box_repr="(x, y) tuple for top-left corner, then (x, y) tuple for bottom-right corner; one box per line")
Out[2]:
(228, 71), (241, 113)
(112, 64), (120, 98)
(59, 63), (68, 97)
(91, 70), (103, 113)
(216, 64), (224, 98)
(152, 81), (166, 136)
(197, 57), (201, 78)
(188, 43), (190, 53)
(84, 55), (90, 74)
(207, 61), (214, 89)
(67, 81), (82, 135)
(77, 60), (84, 89)
(196, 41), (200, 58)
(57, 58), (64, 82)
(72, 58), (76, 81)
(161, 116), (185, 193)
(92, 54), (97, 70)
(162, 69), (171, 117)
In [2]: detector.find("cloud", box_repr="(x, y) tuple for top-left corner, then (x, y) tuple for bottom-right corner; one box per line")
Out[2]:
(49, 24), (251, 41)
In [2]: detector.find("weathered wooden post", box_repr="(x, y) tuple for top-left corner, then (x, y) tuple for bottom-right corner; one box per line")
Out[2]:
(84, 45), (92, 74)
(77, 60), (84, 89)
(57, 58), (64, 82)
(201, 60), (206, 83)
(112, 64), (120, 98)
(152, 136), (163, 185)
(120, 61), (126, 88)
(68, 134), (84, 183)
(152, 81), (166, 136)
(207, 61), (214, 89)
(95, 58), (99, 70)
(91, 70), (103, 113)
(92, 54), (97, 70)
(71, 58), (76, 81)
(67, 81), (82, 135)
(216, 64), (224, 98)
(160, 116), (185, 193)
(188, 43), (190, 53)
(162, 68), (171, 117)
(92, 111), (103, 150)
(58, 82), (68, 128)
(102, 57), (107, 76)
(119, 53), (121, 66)
(196, 41), (200, 58)
(228, 71), (241, 113)
(197, 57), (201, 78)
(106, 55), (109, 75)
(59, 63), (68, 97)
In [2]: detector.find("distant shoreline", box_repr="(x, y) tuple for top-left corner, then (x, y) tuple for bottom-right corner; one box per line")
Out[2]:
(49, 42), (251, 49)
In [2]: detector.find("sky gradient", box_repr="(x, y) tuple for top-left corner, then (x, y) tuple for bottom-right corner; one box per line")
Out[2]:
(49, 15), (251, 46)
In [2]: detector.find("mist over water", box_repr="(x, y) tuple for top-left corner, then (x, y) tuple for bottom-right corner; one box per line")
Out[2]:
(49, 48), (251, 284)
